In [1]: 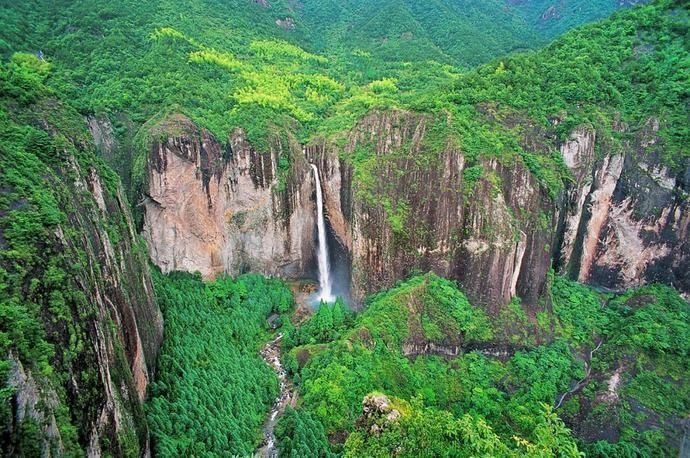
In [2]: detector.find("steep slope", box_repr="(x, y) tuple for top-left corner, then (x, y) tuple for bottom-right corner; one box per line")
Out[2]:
(0, 0), (635, 152)
(279, 274), (689, 455)
(138, 113), (317, 280)
(295, 0), (638, 66)
(0, 54), (162, 455)
(295, 0), (534, 66)
(507, 0), (647, 38)
(0, 0), (687, 455)
(133, 0), (688, 316)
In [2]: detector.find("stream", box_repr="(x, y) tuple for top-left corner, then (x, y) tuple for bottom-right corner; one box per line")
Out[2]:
(256, 333), (296, 457)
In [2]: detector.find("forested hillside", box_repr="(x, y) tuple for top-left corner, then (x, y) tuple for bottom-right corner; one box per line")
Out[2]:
(0, 0), (688, 456)
(0, 0), (641, 153)
(294, 0), (643, 66)
(0, 53), (162, 455)
(509, 0), (647, 38)
(279, 274), (689, 456)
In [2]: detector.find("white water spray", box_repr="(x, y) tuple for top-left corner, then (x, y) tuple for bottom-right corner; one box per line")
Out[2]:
(311, 164), (334, 303)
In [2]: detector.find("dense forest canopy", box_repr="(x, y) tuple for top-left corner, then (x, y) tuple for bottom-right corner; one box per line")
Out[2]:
(279, 274), (689, 456)
(0, 0), (688, 456)
(147, 271), (292, 456)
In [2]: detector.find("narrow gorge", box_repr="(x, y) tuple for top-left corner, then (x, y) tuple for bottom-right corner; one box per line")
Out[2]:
(1, 0), (687, 456)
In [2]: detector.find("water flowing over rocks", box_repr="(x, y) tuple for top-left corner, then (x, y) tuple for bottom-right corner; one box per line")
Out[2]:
(311, 164), (334, 302)
(257, 334), (296, 458)
(140, 110), (690, 315)
(308, 110), (555, 314)
(142, 114), (316, 280)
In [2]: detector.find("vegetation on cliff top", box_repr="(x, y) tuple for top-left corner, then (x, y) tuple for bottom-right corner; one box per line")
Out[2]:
(1, 0), (688, 455)
(2, 0), (684, 184)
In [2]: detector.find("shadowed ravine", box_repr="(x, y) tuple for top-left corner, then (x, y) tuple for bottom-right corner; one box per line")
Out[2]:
(256, 333), (296, 457)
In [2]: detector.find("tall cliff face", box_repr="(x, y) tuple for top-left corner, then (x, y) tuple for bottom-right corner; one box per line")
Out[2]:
(309, 110), (556, 314)
(1, 58), (162, 455)
(557, 119), (690, 296)
(309, 110), (689, 310)
(141, 109), (689, 316)
(141, 114), (317, 280)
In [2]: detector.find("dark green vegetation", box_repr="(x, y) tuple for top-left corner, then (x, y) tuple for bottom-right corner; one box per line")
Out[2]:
(147, 271), (292, 456)
(282, 299), (354, 349)
(0, 53), (160, 455)
(1, 0), (688, 456)
(0, 54), (80, 454)
(0, 0), (664, 180)
(279, 273), (689, 456)
(552, 278), (690, 456)
(510, 0), (647, 40)
(297, 0), (640, 67)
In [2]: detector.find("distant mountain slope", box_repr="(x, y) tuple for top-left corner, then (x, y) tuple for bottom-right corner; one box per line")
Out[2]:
(0, 0), (635, 73)
(294, 0), (536, 66)
(294, 0), (638, 66)
(507, 0), (647, 38)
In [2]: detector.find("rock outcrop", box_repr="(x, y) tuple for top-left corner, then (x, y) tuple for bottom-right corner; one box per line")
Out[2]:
(140, 109), (689, 315)
(2, 102), (163, 455)
(64, 159), (163, 456)
(141, 114), (316, 280)
(557, 118), (690, 297)
(355, 393), (402, 436)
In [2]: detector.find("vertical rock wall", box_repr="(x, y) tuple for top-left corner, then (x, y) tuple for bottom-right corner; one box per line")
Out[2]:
(141, 114), (316, 280)
(308, 110), (555, 314)
(3, 137), (163, 455)
(140, 110), (690, 317)
(558, 118), (690, 296)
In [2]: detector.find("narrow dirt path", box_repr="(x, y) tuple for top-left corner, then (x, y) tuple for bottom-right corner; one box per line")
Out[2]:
(256, 333), (296, 457)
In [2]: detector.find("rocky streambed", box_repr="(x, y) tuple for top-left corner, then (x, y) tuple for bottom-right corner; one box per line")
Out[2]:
(256, 333), (296, 457)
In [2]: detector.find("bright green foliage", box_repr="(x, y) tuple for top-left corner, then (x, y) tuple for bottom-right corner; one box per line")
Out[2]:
(505, 343), (584, 433)
(551, 278), (690, 456)
(283, 298), (353, 349)
(1, 0), (688, 456)
(605, 284), (690, 355)
(345, 397), (581, 458)
(552, 276), (608, 346)
(275, 407), (335, 458)
(146, 271), (293, 456)
(357, 273), (494, 347)
(511, 0), (636, 39)
(287, 274), (492, 433)
(0, 0), (670, 192)
(280, 274), (689, 456)
(284, 274), (586, 456)
(296, 0), (632, 67)
(449, 0), (690, 168)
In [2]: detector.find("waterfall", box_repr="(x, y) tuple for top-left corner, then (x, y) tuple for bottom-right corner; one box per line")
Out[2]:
(311, 164), (334, 303)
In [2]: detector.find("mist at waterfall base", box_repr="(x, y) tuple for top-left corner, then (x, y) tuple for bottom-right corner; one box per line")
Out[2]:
(309, 164), (351, 308)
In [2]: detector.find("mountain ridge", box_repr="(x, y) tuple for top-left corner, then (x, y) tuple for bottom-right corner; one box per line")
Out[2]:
(0, 0), (687, 455)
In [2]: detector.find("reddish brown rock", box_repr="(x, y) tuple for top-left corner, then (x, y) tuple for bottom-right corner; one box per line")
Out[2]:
(142, 114), (317, 280)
